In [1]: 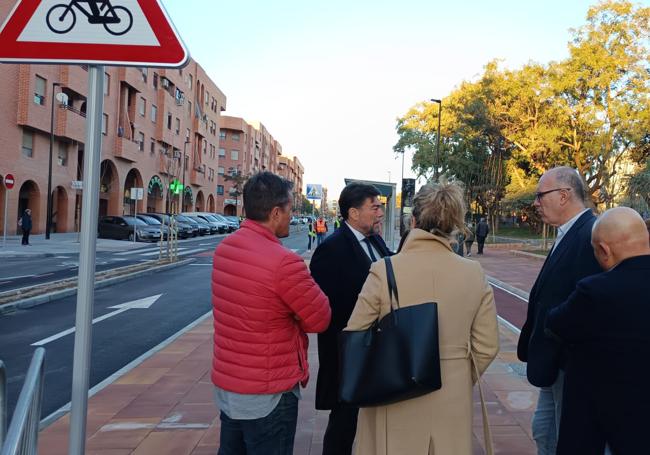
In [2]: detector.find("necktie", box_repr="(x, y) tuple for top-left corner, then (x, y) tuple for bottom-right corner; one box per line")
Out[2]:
(363, 238), (378, 262)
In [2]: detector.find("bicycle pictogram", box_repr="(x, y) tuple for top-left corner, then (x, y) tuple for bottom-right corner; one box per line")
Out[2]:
(46, 0), (133, 36)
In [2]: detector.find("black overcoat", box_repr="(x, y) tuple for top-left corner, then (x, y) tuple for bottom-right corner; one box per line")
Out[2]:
(309, 222), (391, 410)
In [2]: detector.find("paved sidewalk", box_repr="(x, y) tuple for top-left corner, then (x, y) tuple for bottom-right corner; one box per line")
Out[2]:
(36, 247), (546, 455)
(473, 248), (542, 294)
(0, 233), (151, 258)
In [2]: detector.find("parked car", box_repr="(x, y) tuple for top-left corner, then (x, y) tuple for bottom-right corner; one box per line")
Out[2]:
(189, 212), (229, 234)
(146, 213), (196, 238)
(98, 215), (162, 242)
(177, 214), (211, 236)
(137, 214), (171, 240)
(223, 215), (240, 230)
(290, 217), (300, 225)
(209, 213), (235, 233)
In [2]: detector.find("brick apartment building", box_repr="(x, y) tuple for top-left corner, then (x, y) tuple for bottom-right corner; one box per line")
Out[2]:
(0, 2), (304, 234)
(218, 115), (304, 216)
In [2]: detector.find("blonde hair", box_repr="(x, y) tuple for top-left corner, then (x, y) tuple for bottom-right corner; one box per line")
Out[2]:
(412, 181), (466, 239)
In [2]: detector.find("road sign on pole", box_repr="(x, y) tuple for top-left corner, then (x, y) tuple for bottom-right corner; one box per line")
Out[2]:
(4, 173), (14, 189)
(0, 0), (189, 67)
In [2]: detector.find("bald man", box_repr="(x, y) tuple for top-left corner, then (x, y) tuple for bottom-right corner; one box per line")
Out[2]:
(517, 166), (601, 454)
(546, 207), (650, 455)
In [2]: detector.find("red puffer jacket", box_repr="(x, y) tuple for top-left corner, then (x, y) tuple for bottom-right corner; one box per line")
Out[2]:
(211, 220), (331, 394)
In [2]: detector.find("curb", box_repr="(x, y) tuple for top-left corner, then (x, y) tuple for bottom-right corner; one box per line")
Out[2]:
(510, 250), (547, 261)
(0, 258), (195, 315)
(40, 311), (212, 429)
(0, 252), (56, 259)
(486, 275), (530, 301)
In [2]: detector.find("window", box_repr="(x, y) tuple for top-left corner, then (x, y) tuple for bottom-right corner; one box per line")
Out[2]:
(231, 150), (239, 161)
(102, 114), (108, 135)
(153, 72), (158, 89)
(188, 100), (192, 117)
(138, 132), (145, 151)
(186, 128), (191, 141)
(188, 74), (193, 90)
(208, 168), (215, 181)
(104, 73), (110, 96)
(34, 75), (46, 105)
(175, 118), (180, 135)
(232, 133), (240, 142)
(57, 143), (68, 166)
(166, 112), (172, 130)
(141, 67), (148, 83)
(218, 148), (225, 157)
(150, 139), (155, 155)
(218, 166), (225, 175)
(205, 90), (210, 106)
(203, 140), (207, 155)
(219, 131), (226, 140)
(151, 104), (157, 123)
(138, 97), (146, 116)
(217, 185), (224, 195)
(21, 130), (33, 157)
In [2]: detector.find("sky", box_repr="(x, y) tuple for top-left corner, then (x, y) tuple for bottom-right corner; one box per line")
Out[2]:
(162, 0), (599, 200)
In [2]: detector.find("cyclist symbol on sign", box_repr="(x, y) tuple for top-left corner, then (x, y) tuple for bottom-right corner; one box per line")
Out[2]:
(46, 0), (133, 36)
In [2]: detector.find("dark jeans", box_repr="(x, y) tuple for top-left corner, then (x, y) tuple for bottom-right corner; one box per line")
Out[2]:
(477, 235), (486, 254)
(317, 233), (325, 246)
(322, 404), (359, 455)
(21, 228), (30, 245)
(465, 240), (474, 254)
(308, 235), (313, 250)
(218, 392), (298, 455)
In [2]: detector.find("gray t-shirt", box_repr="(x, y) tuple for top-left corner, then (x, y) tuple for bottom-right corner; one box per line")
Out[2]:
(214, 384), (301, 420)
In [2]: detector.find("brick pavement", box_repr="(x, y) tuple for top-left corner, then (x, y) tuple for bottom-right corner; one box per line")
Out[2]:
(37, 249), (545, 455)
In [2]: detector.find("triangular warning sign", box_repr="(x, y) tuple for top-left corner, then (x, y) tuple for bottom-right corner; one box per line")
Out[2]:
(0, 0), (189, 67)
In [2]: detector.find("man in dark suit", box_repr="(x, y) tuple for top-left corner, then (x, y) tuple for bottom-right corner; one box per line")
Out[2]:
(517, 166), (601, 455)
(310, 182), (392, 455)
(546, 207), (650, 455)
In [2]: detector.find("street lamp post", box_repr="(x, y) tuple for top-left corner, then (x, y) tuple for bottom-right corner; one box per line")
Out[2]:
(430, 98), (442, 180)
(181, 137), (190, 212)
(46, 82), (62, 239)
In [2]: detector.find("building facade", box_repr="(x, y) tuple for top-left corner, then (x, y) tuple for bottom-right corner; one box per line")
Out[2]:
(0, 53), (227, 234)
(217, 116), (304, 216)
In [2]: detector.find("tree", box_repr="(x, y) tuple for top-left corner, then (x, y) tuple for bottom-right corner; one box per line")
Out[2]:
(628, 159), (650, 208)
(549, 0), (650, 205)
(224, 167), (248, 215)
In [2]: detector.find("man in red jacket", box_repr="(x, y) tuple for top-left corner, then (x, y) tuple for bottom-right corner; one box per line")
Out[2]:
(212, 172), (331, 455)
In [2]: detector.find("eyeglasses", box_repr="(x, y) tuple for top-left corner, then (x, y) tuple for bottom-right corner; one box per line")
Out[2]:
(534, 188), (571, 201)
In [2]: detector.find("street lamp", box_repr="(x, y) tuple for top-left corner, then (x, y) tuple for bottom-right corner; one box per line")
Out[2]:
(181, 136), (190, 212)
(430, 98), (442, 180)
(46, 82), (62, 239)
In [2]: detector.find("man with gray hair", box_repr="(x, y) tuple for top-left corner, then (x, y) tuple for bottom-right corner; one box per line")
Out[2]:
(517, 166), (601, 454)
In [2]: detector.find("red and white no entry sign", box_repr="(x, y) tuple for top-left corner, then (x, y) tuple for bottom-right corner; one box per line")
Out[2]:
(4, 173), (15, 189)
(0, 0), (189, 67)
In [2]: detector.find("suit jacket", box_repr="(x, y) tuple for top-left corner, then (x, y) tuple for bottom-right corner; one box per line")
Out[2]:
(309, 222), (392, 409)
(546, 255), (650, 453)
(516, 210), (601, 387)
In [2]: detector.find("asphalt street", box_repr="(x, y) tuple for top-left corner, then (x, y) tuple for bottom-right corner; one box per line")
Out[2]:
(0, 228), (310, 420)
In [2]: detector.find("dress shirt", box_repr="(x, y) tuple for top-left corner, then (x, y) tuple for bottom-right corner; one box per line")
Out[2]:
(346, 221), (380, 261)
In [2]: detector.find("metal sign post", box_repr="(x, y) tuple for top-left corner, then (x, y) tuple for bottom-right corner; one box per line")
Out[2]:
(68, 66), (104, 455)
(2, 187), (8, 248)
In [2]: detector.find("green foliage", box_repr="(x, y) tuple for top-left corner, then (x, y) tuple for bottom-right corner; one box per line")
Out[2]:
(395, 0), (650, 212)
(628, 160), (650, 207)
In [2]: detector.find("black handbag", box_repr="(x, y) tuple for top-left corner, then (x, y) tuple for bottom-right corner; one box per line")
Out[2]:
(338, 257), (441, 407)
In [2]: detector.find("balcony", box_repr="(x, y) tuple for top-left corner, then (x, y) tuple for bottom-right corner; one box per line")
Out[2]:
(55, 105), (86, 143)
(190, 167), (207, 186)
(114, 136), (141, 162)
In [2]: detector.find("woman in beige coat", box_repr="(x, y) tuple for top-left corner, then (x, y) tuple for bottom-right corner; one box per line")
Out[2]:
(345, 182), (499, 455)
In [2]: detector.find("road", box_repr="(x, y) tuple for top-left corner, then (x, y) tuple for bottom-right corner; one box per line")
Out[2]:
(0, 226), (529, 422)
(0, 228), (310, 419)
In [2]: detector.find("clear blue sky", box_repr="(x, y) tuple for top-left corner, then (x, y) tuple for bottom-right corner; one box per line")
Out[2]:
(162, 0), (598, 199)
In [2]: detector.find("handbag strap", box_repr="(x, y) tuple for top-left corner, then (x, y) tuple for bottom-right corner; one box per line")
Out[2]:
(384, 257), (400, 311)
(470, 352), (494, 455)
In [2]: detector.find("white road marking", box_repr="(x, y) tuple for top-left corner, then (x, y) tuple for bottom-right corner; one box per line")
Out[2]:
(0, 274), (35, 280)
(31, 294), (163, 346)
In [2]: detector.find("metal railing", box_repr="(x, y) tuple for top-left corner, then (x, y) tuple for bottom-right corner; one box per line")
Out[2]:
(0, 348), (45, 455)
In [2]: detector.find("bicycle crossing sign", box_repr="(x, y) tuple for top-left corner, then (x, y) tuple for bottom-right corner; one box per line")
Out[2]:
(0, 0), (189, 67)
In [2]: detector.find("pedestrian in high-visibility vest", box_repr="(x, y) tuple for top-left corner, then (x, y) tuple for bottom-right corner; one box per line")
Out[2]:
(308, 219), (317, 251)
(316, 217), (328, 247)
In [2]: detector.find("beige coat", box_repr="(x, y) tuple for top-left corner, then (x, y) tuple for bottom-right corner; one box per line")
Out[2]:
(345, 229), (499, 455)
